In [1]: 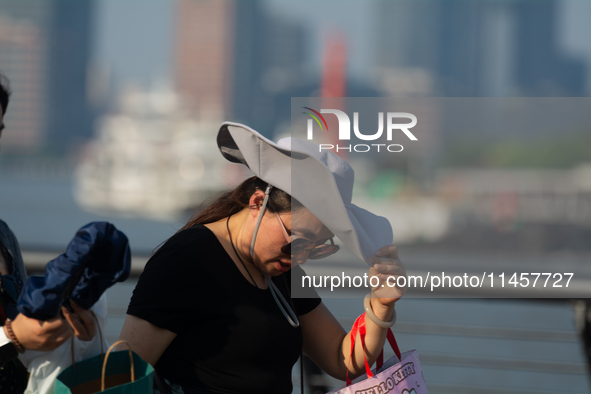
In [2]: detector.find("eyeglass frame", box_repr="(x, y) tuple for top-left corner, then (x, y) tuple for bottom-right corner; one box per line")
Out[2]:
(274, 212), (340, 260)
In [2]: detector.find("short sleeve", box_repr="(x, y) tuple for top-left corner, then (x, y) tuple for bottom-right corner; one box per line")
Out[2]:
(127, 229), (210, 334)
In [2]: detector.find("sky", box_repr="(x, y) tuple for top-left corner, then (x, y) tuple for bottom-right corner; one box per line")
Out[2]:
(93, 0), (174, 90)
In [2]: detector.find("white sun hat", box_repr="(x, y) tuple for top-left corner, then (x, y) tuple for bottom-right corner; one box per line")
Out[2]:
(217, 122), (393, 267)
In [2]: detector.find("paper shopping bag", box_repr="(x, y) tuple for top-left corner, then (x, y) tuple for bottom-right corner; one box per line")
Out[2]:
(327, 313), (428, 394)
(54, 340), (154, 394)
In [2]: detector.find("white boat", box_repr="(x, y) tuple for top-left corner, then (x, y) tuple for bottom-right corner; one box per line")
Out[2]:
(74, 85), (245, 220)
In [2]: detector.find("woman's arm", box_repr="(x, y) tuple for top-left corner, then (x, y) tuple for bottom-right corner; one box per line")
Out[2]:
(300, 245), (406, 380)
(118, 314), (177, 366)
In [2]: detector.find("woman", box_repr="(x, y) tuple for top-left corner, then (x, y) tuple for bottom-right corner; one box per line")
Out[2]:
(0, 73), (96, 393)
(119, 123), (406, 394)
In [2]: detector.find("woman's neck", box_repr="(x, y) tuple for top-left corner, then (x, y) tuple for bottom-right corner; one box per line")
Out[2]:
(204, 211), (266, 288)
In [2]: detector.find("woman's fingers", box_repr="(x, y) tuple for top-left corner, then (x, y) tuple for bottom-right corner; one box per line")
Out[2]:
(368, 245), (407, 302)
(53, 322), (74, 346)
(62, 301), (96, 342)
(375, 245), (399, 259)
(11, 314), (73, 351)
(61, 307), (82, 337)
(70, 301), (96, 340)
(39, 317), (73, 349)
(369, 257), (405, 275)
(373, 262), (402, 275)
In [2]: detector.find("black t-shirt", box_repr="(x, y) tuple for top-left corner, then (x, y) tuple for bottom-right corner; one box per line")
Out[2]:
(127, 224), (321, 394)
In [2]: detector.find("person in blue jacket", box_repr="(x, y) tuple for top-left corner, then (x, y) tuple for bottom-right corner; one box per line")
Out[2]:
(0, 73), (95, 393)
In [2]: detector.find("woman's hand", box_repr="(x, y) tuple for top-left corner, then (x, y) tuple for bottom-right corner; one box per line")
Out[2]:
(62, 300), (96, 342)
(368, 244), (407, 306)
(8, 313), (73, 351)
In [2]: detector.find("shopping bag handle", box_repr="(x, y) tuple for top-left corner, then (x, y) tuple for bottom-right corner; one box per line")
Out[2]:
(371, 323), (401, 371)
(346, 313), (369, 385)
(102, 340), (135, 391)
(346, 313), (402, 386)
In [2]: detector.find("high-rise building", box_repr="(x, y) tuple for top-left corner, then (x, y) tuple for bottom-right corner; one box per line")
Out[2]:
(512, 0), (586, 96)
(174, 0), (307, 138)
(375, 0), (587, 97)
(174, 0), (235, 121)
(0, 2), (52, 150)
(0, 0), (95, 153)
(46, 0), (95, 150)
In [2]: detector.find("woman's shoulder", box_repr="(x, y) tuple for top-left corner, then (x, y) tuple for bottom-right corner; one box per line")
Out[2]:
(147, 224), (223, 267)
(163, 224), (217, 249)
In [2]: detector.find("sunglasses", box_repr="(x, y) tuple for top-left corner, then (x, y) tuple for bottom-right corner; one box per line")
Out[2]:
(275, 213), (339, 260)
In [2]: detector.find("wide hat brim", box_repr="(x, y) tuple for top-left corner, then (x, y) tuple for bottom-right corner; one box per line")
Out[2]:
(217, 122), (393, 266)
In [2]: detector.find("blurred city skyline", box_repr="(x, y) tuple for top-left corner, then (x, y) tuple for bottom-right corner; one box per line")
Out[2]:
(95, 0), (591, 93)
(1, 0), (590, 154)
(94, 0), (377, 91)
(1, 4), (590, 392)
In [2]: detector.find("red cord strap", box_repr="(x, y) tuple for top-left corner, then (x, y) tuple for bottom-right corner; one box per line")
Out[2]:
(346, 313), (363, 386)
(345, 312), (402, 386)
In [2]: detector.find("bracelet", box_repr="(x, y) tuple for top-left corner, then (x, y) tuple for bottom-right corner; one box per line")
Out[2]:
(363, 293), (396, 328)
(5, 319), (25, 353)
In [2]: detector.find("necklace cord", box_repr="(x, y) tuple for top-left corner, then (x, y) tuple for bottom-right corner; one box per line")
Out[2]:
(229, 184), (300, 328)
(264, 273), (300, 328)
(227, 215), (260, 289)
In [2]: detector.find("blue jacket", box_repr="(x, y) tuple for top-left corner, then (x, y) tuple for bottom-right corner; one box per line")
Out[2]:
(17, 222), (131, 321)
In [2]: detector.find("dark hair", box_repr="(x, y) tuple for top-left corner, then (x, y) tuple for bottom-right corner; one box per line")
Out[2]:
(180, 176), (301, 231)
(0, 73), (11, 115)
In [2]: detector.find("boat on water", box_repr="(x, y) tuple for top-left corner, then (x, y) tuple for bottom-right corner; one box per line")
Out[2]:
(74, 85), (247, 221)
